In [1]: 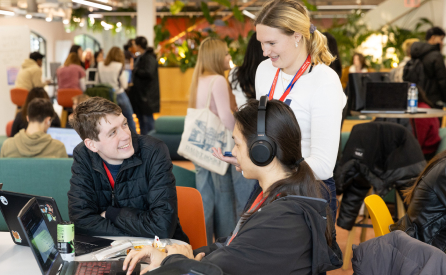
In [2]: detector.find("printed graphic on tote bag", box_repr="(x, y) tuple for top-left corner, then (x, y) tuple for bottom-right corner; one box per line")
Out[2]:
(188, 120), (228, 152)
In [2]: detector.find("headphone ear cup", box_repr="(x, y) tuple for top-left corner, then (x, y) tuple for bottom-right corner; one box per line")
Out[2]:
(250, 138), (275, 166)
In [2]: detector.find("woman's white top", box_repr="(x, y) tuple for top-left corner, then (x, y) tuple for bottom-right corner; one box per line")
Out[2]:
(255, 59), (347, 180)
(97, 61), (128, 94)
(228, 68), (249, 108)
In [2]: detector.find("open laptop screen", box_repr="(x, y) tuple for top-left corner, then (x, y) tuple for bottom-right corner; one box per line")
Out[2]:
(46, 128), (82, 156)
(364, 82), (409, 111)
(19, 199), (59, 274)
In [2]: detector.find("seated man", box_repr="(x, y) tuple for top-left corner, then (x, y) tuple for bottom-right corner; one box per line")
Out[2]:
(1, 98), (67, 158)
(67, 97), (189, 243)
(15, 52), (50, 91)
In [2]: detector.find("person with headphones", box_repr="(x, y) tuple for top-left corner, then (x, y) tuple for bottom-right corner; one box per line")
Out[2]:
(214, 0), (346, 219)
(123, 98), (342, 275)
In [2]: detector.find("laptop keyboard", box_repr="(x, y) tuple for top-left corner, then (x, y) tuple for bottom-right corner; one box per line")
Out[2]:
(75, 262), (112, 275)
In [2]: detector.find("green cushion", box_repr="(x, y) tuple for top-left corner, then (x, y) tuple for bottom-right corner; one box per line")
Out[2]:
(436, 128), (446, 155)
(341, 132), (350, 153)
(149, 133), (185, 161)
(0, 158), (74, 231)
(155, 116), (185, 134)
(172, 165), (196, 188)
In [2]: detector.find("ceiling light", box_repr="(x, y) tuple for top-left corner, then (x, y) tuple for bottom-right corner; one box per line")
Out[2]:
(316, 5), (377, 9)
(0, 10), (15, 16)
(72, 0), (112, 11)
(116, 22), (122, 27)
(88, 13), (104, 18)
(46, 17), (52, 22)
(25, 14), (32, 19)
(242, 10), (256, 19)
(63, 19), (69, 24)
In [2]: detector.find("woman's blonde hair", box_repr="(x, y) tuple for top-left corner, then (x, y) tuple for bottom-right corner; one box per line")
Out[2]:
(189, 37), (228, 108)
(255, 0), (335, 66)
(64, 52), (82, 67)
(104, 47), (125, 67)
(402, 38), (419, 57)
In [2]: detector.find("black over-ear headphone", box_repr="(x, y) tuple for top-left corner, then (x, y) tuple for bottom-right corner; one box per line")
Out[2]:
(249, 96), (277, 166)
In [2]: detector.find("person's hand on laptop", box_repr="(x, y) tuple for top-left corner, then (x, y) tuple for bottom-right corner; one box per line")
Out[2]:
(123, 246), (167, 274)
(101, 211), (106, 218)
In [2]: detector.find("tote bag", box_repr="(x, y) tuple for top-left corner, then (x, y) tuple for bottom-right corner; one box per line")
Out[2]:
(177, 77), (234, 176)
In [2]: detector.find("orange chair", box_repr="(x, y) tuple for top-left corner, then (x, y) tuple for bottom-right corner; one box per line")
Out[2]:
(57, 88), (83, 128)
(176, 186), (207, 249)
(6, 120), (13, 137)
(10, 88), (28, 112)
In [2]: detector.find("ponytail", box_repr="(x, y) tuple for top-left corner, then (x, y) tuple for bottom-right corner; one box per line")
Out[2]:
(308, 30), (335, 66)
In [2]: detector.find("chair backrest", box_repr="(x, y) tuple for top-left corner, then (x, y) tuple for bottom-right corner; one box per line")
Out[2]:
(172, 165), (196, 188)
(57, 88), (83, 108)
(176, 186), (207, 249)
(10, 88), (28, 107)
(6, 120), (13, 137)
(364, 194), (394, 237)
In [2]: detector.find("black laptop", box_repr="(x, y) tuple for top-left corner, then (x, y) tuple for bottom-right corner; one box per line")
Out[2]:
(360, 82), (409, 114)
(0, 189), (113, 256)
(17, 197), (141, 275)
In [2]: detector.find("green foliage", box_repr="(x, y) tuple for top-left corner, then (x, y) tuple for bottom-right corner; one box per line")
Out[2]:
(154, 18), (171, 48)
(213, 0), (232, 8)
(201, 2), (214, 24)
(302, 0), (317, 11)
(232, 6), (244, 23)
(170, 0), (185, 15)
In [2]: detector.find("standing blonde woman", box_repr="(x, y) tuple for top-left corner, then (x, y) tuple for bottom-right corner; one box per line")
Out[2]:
(97, 47), (136, 133)
(214, 0), (346, 219)
(189, 37), (237, 245)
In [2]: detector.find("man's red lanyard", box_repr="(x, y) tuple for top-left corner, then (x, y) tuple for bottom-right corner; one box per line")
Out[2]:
(103, 162), (115, 190)
(268, 54), (312, 101)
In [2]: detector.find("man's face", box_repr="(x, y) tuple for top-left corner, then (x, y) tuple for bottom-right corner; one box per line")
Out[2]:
(429, 35), (445, 49)
(85, 113), (134, 165)
(37, 59), (43, 67)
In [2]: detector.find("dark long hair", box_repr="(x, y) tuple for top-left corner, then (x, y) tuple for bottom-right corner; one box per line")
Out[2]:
(403, 150), (446, 204)
(234, 99), (333, 246)
(21, 88), (50, 120)
(323, 32), (342, 79)
(231, 32), (267, 100)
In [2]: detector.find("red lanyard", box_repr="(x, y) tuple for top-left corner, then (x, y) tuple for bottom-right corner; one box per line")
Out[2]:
(268, 54), (311, 102)
(103, 162), (115, 190)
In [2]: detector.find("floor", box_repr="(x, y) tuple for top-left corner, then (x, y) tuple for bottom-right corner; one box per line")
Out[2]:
(172, 160), (376, 274)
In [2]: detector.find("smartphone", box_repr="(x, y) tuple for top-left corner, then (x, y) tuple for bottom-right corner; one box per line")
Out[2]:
(223, 151), (233, 157)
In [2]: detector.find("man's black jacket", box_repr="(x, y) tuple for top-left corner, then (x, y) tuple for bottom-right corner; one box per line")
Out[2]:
(391, 158), (446, 252)
(67, 133), (189, 243)
(411, 41), (446, 104)
(335, 122), (426, 230)
(129, 49), (160, 116)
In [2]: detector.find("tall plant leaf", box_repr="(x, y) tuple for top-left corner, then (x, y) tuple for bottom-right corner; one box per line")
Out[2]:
(213, 0), (232, 8)
(170, 0), (185, 15)
(232, 6), (244, 22)
(201, 2), (214, 24)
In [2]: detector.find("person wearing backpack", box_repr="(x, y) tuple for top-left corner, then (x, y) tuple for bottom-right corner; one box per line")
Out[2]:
(404, 27), (446, 109)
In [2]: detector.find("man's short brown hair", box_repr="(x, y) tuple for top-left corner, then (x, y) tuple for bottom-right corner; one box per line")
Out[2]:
(28, 98), (55, 123)
(71, 97), (122, 141)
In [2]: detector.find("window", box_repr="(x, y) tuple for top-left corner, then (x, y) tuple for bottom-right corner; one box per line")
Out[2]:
(30, 31), (47, 77)
(74, 34), (101, 53)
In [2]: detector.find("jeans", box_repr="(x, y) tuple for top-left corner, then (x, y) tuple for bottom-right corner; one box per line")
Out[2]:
(231, 166), (257, 218)
(194, 164), (237, 245)
(322, 177), (338, 222)
(116, 93), (136, 133)
(137, 113), (154, 135)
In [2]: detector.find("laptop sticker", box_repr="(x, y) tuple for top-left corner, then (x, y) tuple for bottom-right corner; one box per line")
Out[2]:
(40, 204), (56, 222)
(0, 196), (7, 205)
(12, 230), (22, 243)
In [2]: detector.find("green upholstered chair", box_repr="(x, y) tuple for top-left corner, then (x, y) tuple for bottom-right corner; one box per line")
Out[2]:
(0, 158), (74, 231)
(436, 127), (446, 154)
(149, 116), (186, 160)
(172, 165), (196, 188)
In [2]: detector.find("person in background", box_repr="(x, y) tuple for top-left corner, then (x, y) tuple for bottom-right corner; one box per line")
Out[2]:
(93, 49), (104, 68)
(410, 27), (446, 109)
(123, 100), (342, 275)
(228, 32), (267, 217)
(390, 150), (446, 252)
(15, 52), (50, 91)
(323, 32), (342, 79)
(69, 45), (84, 68)
(124, 39), (135, 71)
(67, 97), (189, 242)
(390, 38), (419, 82)
(341, 52), (368, 89)
(129, 36), (160, 134)
(82, 48), (94, 69)
(1, 98), (67, 158)
(97, 47), (136, 133)
(57, 52), (86, 91)
(189, 37), (237, 245)
(412, 86), (441, 161)
(67, 94), (90, 128)
(11, 87), (61, 137)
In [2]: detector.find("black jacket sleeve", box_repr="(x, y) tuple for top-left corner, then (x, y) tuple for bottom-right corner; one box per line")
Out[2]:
(432, 52), (446, 102)
(68, 148), (125, 236)
(105, 141), (179, 239)
(134, 54), (156, 80)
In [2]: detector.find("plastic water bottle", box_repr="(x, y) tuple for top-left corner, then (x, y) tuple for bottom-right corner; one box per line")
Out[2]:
(407, 83), (418, 113)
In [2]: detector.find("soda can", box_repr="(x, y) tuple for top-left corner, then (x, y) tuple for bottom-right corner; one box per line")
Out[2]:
(57, 221), (75, 261)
